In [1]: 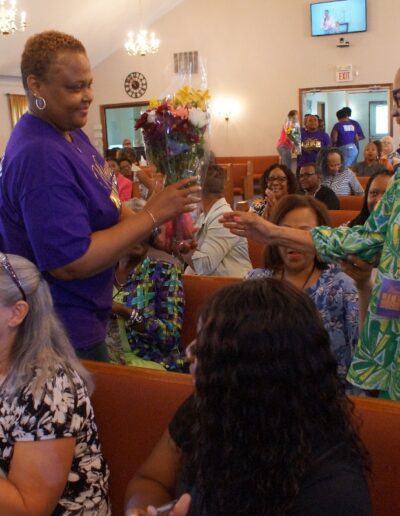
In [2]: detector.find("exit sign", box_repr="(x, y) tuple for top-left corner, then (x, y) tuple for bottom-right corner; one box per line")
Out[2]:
(336, 65), (353, 82)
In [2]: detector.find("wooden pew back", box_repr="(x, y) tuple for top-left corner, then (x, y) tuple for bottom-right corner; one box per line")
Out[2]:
(328, 209), (359, 227)
(339, 195), (363, 211)
(181, 275), (241, 347)
(85, 361), (400, 516)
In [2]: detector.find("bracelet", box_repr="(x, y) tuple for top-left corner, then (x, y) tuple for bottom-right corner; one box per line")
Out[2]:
(128, 308), (143, 326)
(144, 207), (157, 228)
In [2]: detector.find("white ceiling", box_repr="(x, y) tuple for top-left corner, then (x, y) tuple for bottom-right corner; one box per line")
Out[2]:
(0, 0), (184, 77)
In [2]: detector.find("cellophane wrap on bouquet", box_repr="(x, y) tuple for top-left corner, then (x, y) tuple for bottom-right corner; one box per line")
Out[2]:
(135, 85), (211, 186)
(285, 118), (302, 155)
(135, 86), (211, 253)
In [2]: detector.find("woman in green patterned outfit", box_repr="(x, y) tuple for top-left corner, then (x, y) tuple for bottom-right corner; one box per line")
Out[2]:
(221, 171), (399, 399)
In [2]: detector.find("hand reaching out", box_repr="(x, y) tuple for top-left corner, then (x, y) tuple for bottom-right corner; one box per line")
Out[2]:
(128, 494), (191, 516)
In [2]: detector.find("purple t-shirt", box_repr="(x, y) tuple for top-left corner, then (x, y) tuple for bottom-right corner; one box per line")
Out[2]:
(298, 129), (331, 167)
(0, 113), (120, 350)
(333, 121), (357, 147)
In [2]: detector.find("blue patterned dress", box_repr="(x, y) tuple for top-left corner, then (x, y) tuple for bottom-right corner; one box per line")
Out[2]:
(246, 265), (360, 393)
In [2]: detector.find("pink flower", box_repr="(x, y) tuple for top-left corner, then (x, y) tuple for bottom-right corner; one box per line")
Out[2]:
(169, 106), (189, 119)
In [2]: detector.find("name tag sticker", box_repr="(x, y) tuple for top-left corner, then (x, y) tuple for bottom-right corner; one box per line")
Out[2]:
(376, 278), (400, 318)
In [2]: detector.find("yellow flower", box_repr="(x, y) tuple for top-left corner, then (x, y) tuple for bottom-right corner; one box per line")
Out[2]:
(172, 86), (211, 110)
(149, 98), (161, 109)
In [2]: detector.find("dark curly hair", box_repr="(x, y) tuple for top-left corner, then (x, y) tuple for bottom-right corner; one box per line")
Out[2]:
(21, 30), (86, 89)
(185, 279), (369, 515)
(349, 169), (392, 227)
(260, 163), (298, 194)
(265, 194), (330, 271)
(316, 146), (345, 177)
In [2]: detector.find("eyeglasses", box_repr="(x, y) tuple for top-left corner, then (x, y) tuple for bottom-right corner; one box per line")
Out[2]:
(267, 176), (287, 183)
(393, 89), (400, 108)
(299, 172), (316, 178)
(0, 253), (27, 301)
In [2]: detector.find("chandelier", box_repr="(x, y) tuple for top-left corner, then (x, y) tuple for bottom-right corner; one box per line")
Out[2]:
(125, 0), (160, 57)
(125, 29), (160, 56)
(0, 0), (26, 36)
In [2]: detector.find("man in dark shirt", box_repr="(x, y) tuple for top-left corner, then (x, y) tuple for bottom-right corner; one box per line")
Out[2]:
(299, 163), (340, 210)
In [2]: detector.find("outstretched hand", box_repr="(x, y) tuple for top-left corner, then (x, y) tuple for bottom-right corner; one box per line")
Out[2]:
(219, 210), (275, 243)
(128, 494), (191, 516)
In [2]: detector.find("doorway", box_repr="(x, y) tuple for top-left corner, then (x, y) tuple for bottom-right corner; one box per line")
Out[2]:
(299, 84), (392, 158)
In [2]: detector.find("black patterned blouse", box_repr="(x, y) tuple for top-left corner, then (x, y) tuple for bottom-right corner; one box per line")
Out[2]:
(0, 365), (110, 515)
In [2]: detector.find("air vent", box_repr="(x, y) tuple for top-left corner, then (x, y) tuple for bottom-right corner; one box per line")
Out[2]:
(173, 51), (198, 74)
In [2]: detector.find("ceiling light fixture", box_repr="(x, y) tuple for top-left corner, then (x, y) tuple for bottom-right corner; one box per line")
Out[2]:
(125, 0), (160, 56)
(0, 0), (26, 36)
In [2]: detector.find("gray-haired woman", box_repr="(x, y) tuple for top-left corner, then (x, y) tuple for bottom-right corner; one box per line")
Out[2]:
(0, 253), (110, 515)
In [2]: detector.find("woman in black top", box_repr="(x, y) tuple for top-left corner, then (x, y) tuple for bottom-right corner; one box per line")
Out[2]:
(125, 279), (371, 516)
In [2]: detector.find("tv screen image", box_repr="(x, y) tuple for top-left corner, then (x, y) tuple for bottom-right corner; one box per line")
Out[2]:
(310, 0), (367, 37)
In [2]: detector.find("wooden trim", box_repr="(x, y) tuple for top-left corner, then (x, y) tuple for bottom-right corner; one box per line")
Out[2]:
(99, 101), (149, 155)
(298, 83), (393, 135)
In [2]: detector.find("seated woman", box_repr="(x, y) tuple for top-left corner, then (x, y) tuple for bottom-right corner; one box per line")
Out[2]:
(106, 202), (186, 372)
(250, 163), (298, 218)
(247, 195), (361, 394)
(125, 279), (371, 516)
(380, 135), (400, 168)
(352, 141), (392, 177)
(0, 253), (110, 514)
(349, 170), (393, 227)
(317, 147), (364, 195)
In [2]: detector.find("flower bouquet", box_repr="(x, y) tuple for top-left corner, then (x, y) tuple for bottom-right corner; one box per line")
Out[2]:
(285, 121), (301, 155)
(135, 86), (210, 253)
(135, 85), (210, 186)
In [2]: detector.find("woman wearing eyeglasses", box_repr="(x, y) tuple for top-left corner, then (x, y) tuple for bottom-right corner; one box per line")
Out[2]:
(221, 161), (400, 399)
(0, 253), (110, 514)
(250, 163), (298, 219)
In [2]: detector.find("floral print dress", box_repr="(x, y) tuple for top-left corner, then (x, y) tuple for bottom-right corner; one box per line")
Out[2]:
(246, 265), (360, 393)
(0, 365), (110, 515)
(312, 172), (400, 399)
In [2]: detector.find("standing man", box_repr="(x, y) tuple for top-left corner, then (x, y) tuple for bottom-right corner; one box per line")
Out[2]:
(298, 163), (339, 210)
(298, 114), (331, 170)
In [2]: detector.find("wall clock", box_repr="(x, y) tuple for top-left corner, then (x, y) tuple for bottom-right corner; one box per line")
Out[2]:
(124, 72), (147, 98)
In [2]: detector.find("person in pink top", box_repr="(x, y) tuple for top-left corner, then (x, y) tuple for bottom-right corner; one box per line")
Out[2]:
(276, 109), (300, 171)
(106, 157), (133, 202)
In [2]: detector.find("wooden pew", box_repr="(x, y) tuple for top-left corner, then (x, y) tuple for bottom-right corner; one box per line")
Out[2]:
(357, 176), (370, 189)
(181, 275), (241, 347)
(339, 195), (364, 211)
(328, 209), (358, 227)
(215, 155), (279, 177)
(84, 361), (400, 516)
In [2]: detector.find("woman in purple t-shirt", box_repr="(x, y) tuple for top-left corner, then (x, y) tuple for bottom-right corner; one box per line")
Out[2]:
(331, 108), (359, 167)
(0, 31), (200, 361)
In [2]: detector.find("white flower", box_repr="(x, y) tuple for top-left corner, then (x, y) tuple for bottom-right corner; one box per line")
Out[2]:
(188, 108), (208, 128)
(147, 110), (157, 123)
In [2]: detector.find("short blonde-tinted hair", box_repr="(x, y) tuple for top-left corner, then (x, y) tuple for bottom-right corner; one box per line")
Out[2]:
(21, 30), (86, 89)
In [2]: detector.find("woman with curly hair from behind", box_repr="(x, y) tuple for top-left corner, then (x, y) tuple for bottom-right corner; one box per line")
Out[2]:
(125, 279), (371, 516)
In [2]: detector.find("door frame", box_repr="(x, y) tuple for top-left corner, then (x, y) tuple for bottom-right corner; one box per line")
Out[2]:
(298, 83), (393, 135)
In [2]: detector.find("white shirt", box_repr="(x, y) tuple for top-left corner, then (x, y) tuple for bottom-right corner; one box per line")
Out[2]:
(185, 197), (252, 277)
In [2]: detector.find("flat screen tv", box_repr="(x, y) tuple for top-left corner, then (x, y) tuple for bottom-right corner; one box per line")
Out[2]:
(310, 0), (367, 37)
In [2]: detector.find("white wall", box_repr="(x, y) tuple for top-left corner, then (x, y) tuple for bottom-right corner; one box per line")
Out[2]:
(0, 77), (25, 154)
(2, 0), (400, 155)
